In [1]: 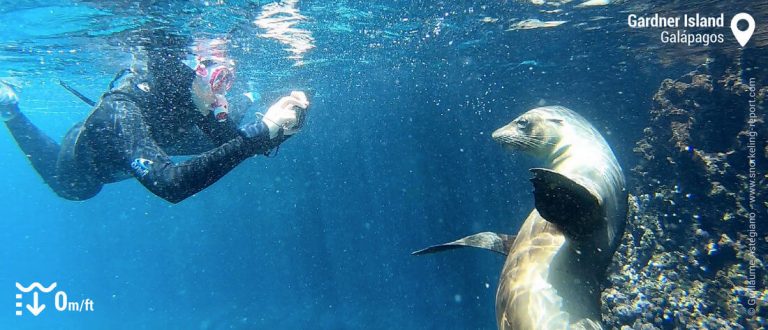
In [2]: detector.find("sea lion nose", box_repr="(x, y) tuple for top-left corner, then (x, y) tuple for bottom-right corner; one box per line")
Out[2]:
(491, 127), (506, 141)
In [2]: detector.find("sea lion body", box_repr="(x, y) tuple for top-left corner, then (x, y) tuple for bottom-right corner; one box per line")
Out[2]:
(492, 106), (626, 329)
(414, 106), (626, 329)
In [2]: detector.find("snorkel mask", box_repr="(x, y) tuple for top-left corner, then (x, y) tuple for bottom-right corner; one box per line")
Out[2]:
(194, 60), (235, 122)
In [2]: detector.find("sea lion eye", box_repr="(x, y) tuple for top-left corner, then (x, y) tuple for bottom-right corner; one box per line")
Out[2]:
(517, 118), (529, 129)
(548, 118), (563, 125)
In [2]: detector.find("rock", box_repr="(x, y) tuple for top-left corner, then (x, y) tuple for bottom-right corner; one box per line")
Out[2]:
(600, 64), (768, 329)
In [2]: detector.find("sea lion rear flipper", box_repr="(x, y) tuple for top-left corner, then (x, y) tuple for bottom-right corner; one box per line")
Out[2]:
(412, 232), (515, 256)
(530, 168), (602, 237)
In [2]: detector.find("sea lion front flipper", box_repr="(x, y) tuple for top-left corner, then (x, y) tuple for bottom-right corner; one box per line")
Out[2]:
(412, 232), (515, 256)
(530, 168), (603, 237)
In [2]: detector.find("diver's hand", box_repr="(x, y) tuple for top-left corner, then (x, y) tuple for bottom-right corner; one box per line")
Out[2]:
(0, 81), (20, 121)
(262, 91), (310, 139)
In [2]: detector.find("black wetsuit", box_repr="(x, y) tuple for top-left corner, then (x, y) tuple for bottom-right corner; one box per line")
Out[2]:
(4, 67), (279, 203)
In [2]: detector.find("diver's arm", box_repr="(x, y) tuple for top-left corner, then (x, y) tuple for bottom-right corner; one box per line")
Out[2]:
(200, 91), (309, 147)
(114, 97), (277, 203)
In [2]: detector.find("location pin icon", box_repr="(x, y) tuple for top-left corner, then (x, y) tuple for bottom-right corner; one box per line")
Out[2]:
(730, 13), (755, 47)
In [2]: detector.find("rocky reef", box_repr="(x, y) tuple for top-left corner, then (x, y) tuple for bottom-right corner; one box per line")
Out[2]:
(601, 65), (768, 329)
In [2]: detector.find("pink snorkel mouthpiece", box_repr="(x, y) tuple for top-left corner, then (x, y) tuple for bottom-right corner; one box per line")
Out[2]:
(211, 94), (229, 122)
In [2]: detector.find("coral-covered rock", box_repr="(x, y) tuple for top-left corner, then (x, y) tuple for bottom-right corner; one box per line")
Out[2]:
(602, 69), (768, 329)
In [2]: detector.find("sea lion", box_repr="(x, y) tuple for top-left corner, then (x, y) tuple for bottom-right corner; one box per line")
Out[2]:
(414, 106), (627, 330)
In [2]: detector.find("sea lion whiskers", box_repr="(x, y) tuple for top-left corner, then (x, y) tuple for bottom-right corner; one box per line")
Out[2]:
(497, 135), (539, 149)
(526, 135), (559, 145)
(496, 134), (557, 150)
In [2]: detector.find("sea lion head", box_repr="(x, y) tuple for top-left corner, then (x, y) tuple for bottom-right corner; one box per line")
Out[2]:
(492, 108), (564, 157)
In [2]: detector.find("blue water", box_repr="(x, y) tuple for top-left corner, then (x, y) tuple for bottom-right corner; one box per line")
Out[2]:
(1, 1), (692, 329)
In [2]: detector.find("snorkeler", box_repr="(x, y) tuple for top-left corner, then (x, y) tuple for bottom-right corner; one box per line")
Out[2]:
(0, 42), (310, 204)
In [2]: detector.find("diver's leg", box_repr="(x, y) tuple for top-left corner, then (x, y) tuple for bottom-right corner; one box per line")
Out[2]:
(5, 113), (62, 186)
(5, 113), (102, 201)
(0, 80), (102, 200)
(2, 81), (66, 194)
(2, 80), (102, 200)
(5, 114), (102, 200)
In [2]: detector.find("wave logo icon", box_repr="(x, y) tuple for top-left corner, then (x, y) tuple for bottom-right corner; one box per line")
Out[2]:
(15, 282), (57, 316)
